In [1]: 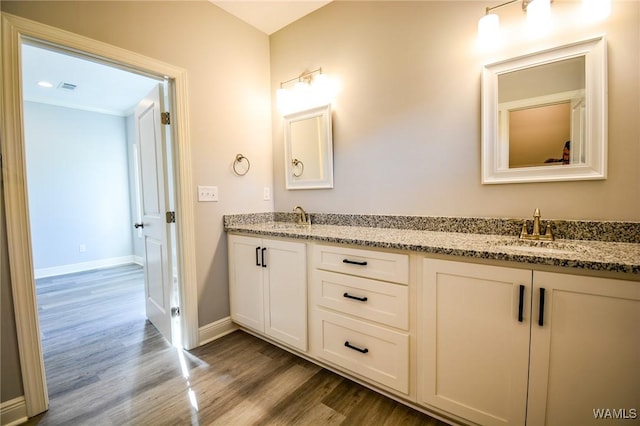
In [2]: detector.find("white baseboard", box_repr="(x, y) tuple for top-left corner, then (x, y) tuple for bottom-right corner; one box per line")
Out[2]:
(34, 255), (138, 279)
(0, 396), (28, 426)
(132, 255), (144, 266)
(198, 317), (238, 346)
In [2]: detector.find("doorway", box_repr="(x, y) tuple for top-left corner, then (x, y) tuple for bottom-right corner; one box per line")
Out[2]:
(21, 40), (182, 403)
(2, 13), (199, 417)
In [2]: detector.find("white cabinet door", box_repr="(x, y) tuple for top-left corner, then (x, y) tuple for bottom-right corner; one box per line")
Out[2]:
(263, 238), (307, 351)
(527, 272), (640, 426)
(228, 234), (265, 332)
(419, 259), (531, 426)
(228, 234), (307, 351)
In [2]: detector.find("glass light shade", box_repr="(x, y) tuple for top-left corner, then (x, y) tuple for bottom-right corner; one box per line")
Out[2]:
(527, 0), (551, 25)
(582, 0), (611, 21)
(276, 87), (292, 113)
(477, 13), (500, 48)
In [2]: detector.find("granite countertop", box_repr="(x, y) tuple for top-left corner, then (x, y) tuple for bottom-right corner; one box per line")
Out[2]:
(224, 221), (640, 277)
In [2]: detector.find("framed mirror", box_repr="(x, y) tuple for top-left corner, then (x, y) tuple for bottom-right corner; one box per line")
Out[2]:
(481, 35), (607, 184)
(284, 104), (334, 189)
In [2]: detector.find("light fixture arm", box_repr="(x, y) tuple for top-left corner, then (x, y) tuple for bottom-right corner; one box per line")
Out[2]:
(485, 0), (520, 14)
(280, 67), (323, 88)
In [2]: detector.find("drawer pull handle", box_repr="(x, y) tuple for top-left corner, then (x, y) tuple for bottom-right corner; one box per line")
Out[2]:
(518, 284), (525, 322)
(255, 247), (261, 266)
(344, 341), (369, 354)
(261, 247), (267, 268)
(343, 259), (368, 266)
(343, 292), (368, 302)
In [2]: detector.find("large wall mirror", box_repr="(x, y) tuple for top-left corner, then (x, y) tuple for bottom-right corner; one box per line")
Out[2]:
(284, 104), (334, 189)
(481, 35), (607, 184)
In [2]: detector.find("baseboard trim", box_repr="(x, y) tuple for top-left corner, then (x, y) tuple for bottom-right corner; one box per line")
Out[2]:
(198, 317), (238, 346)
(0, 396), (28, 426)
(34, 255), (137, 279)
(132, 255), (144, 266)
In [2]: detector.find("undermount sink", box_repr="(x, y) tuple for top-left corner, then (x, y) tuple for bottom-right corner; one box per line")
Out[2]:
(492, 239), (585, 256)
(265, 222), (309, 230)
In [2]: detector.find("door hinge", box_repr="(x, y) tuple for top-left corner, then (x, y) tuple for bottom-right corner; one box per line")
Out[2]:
(171, 306), (180, 317)
(161, 112), (170, 125)
(166, 211), (176, 223)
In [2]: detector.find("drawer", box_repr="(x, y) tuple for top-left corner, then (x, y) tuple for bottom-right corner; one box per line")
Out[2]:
(313, 244), (409, 284)
(311, 270), (409, 330)
(312, 309), (409, 394)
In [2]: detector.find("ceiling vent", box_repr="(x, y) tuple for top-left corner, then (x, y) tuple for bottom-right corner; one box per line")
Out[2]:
(58, 82), (77, 91)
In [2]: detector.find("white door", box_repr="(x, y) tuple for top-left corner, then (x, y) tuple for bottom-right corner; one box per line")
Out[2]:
(135, 84), (173, 342)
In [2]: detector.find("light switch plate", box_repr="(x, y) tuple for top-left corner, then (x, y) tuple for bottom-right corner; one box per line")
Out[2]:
(263, 187), (271, 201)
(198, 185), (218, 202)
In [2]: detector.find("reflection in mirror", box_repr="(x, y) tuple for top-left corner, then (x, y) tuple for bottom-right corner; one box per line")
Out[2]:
(284, 104), (333, 189)
(481, 36), (607, 184)
(498, 56), (585, 168)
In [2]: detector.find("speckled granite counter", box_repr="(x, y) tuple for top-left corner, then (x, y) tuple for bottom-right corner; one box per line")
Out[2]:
(224, 213), (640, 277)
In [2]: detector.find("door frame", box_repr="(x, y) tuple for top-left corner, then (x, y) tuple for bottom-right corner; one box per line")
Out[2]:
(1, 13), (199, 417)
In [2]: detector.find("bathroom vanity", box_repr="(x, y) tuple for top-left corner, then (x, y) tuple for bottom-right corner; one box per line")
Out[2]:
(225, 213), (639, 426)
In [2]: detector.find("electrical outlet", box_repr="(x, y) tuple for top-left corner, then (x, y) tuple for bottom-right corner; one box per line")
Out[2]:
(79, 244), (87, 253)
(198, 185), (218, 202)
(263, 187), (271, 201)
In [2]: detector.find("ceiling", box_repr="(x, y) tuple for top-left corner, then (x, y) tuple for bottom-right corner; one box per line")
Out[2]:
(209, 0), (332, 34)
(22, 44), (161, 115)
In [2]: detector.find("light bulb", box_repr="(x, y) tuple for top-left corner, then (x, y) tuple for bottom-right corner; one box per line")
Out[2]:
(582, 0), (611, 21)
(477, 13), (500, 49)
(526, 0), (552, 34)
(276, 87), (291, 113)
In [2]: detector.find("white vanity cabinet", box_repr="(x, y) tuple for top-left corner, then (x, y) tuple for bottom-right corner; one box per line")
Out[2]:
(419, 259), (640, 426)
(309, 244), (411, 394)
(228, 234), (307, 351)
(526, 271), (640, 426)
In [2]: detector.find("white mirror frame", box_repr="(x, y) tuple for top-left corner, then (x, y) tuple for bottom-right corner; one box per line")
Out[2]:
(481, 35), (607, 184)
(284, 104), (334, 189)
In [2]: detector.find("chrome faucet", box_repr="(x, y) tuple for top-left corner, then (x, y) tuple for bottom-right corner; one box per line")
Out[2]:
(293, 205), (310, 226)
(520, 208), (554, 241)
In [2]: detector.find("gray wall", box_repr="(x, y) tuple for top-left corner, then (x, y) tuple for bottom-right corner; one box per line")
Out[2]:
(24, 102), (133, 272)
(270, 1), (640, 221)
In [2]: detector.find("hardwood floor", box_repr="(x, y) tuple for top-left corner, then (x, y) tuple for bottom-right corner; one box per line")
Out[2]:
(27, 265), (447, 425)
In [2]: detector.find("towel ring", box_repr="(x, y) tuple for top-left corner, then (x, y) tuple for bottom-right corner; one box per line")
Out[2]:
(292, 158), (304, 178)
(233, 154), (250, 176)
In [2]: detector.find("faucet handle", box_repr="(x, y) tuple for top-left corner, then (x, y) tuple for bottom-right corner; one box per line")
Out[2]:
(541, 223), (555, 241)
(520, 220), (529, 239)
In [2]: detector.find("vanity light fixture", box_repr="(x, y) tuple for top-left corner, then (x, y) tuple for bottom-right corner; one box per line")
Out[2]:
(478, 0), (551, 47)
(276, 68), (336, 115)
(478, 0), (611, 48)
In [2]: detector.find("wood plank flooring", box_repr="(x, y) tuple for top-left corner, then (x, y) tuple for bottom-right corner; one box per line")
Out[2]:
(27, 265), (448, 425)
